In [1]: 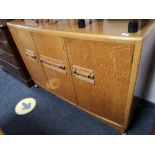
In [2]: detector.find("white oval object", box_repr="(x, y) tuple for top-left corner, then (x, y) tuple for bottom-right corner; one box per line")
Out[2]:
(15, 98), (36, 115)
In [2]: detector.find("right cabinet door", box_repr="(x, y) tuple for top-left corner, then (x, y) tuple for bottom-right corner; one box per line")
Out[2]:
(64, 38), (135, 125)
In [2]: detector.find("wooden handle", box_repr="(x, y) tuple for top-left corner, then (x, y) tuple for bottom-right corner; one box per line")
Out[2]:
(72, 65), (95, 85)
(25, 49), (36, 59)
(73, 68), (94, 79)
(40, 55), (66, 74)
(40, 57), (65, 70)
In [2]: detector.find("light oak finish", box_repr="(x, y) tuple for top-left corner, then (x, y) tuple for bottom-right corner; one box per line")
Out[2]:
(7, 19), (155, 42)
(7, 20), (155, 133)
(8, 27), (50, 90)
(64, 38), (134, 125)
(124, 41), (143, 129)
(30, 33), (77, 104)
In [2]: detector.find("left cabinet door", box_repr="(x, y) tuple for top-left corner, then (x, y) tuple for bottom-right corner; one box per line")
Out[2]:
(8, 27), (50, 90)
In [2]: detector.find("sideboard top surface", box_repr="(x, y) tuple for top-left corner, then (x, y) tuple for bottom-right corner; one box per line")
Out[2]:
(7, 19), (155, 42)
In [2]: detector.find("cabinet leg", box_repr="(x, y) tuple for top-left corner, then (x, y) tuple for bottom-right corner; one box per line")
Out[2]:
(34, 84), (39, 88)
(25, 80), (34, 88)
(121, 132), (128, 135)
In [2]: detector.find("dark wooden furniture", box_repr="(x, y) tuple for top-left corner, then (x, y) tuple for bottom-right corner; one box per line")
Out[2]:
(0, 20), (33, 87)
(152, 127), (155, 135)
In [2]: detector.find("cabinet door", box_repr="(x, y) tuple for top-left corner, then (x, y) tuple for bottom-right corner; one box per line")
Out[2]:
(31, 33), (77, 105)
(8, 27), (49, 90)
(64, 38), (134, 125)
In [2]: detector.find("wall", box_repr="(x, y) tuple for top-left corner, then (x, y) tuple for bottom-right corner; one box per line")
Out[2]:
(142, 56), (155, 103)
(134, 26), (155, 104)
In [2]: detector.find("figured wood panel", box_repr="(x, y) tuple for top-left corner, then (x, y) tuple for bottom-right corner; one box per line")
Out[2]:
(8, 27), (49, 90)
(7, 20), (155, 42)
(31, 33), (77, 104)
(64, 38), (135, 125)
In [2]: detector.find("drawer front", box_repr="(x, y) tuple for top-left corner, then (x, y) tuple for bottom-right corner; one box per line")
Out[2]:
(0, 31), (6, 42)
(31, 33), (77, 105)
(0, 47), (19, 67)
(8, 27), (50, 90)
(0, 30), (13, 54)
(64, 38), (135, 125)
(0, 57), (22, 77)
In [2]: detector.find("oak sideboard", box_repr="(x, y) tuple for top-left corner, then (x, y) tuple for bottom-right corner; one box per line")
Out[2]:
(7, 19), (155, 133)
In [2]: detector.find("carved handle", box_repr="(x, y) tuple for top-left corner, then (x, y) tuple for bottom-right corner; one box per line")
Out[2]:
(72, 65), (95, 85)
(73, 68), (94, 79)
(25, 49), (36, 59)
(40, 56), (65, 70)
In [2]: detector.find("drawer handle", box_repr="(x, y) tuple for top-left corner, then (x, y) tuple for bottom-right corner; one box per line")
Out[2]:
(73, 68), (94, 79)
(40, 55), (66, 74)
(25, 49), (36, 59)
(72, 65), (95, 84)
(40, 57), (65, 70)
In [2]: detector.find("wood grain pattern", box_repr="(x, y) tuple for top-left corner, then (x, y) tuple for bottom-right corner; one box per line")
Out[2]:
(31, 32), (77, 104)
(64, 38), (134, 125)
(8, 27), (50, 90)
(124, 41), (143, 129)
(7, 20), (155, 133)
(7, 20), (155, 43)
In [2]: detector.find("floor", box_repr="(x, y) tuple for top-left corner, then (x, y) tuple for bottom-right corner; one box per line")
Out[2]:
(0, 68), (155, 135)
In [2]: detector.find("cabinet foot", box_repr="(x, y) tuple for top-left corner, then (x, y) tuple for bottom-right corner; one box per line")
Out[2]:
(34, 84), (39, 88)
(121, 132), (128, 135)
